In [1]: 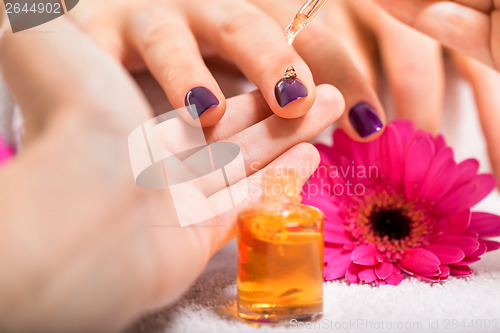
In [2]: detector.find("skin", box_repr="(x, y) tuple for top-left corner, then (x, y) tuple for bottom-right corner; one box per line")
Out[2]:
(64, 0), (500, 147)
(373, 0), (500, 185)
(65, 0), (386, 140)
(374, 0), (500, 71)
(0, 18), (345, 332)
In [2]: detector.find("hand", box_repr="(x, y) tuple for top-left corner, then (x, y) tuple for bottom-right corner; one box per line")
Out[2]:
(250, 0), (441, 137)
(66, 0), (321, 127)
(251, 0), (500, 184)
(373, 0), (500, 71)
(0, 18), (344, 332)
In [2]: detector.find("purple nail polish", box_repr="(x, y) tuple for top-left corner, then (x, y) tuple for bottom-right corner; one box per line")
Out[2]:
(349, 103), (383, 138)
(184, 87), (219, 119)
(274, 78), (308, 108)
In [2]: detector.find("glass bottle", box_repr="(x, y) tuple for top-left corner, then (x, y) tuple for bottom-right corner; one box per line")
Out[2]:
(237, 169), (324, 322)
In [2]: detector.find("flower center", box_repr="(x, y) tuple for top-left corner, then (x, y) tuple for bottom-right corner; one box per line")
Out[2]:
(370, 209), (412, 240)
(345, 187), (435, 261)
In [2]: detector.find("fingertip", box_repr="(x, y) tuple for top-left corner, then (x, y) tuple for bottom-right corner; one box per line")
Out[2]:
(343, 102), (386, 142)
(287, 142), (321, 181)
(314, 84), (345, 120)
(301, 142), (321, 173)
(198, 97), (227, 127)
(182, 86), (227, 127)
(271, 76), (316, 119)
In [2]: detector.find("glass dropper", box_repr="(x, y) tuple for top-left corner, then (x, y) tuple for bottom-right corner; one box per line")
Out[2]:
(284, 0), (330, 46)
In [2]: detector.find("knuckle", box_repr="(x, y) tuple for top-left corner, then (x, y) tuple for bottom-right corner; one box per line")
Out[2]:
(301, 23), (331, 45)
(140, 19), (181, 53)
(337, 73), (369, 91)
(160, 66), (186, 90)
(219, 8), (263, 42)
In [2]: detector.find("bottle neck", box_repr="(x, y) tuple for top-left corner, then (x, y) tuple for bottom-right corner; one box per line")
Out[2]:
(261, 169), (302, 214)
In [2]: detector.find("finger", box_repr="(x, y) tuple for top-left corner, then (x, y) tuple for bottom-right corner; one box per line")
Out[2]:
(204, 90), (273, 142)
(186, 0), (317, 119)
(0, 18), (151, 143)
(372, 0), (500, 70)
(252, 0), (385, 141)
(67, 3), (126, 63)
(452, 52), (500, 185)
(125, 8), (227, 127)
(184, 84), (343, 181)
(356, 0), (445, 133)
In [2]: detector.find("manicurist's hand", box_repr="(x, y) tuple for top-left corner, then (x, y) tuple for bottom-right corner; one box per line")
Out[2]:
(0, 17), (344, 333)
(66, 0), (320, 126)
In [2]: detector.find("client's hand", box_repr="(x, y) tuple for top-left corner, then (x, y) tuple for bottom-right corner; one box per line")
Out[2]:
(66, 0), (321, 126)
(0, 18), (344, 333)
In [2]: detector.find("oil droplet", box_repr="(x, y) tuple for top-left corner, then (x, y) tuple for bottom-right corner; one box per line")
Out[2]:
(284, 65), (297, 80)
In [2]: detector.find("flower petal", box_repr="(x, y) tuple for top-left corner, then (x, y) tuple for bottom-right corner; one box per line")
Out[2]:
(380, 125), (403, 182)
(332, 129), (354, 161)
(435, 234), (480, 255)
(483, 240), (500, 252)
(439, 265), (450, 279)
(468, 212), (500, 237)
(375, 262), (394, 280)
(438, 174), (497, 216)
(345, 263), (360, 283)
(351, 245), (382, 266)
(404, 131), (435, 200)
(316, 143), (335, 166)
(449, 264), (473, 276)
(392, 120), (416, 149)
(447, 209), (471, 234)
(460, 241), (487, 264)
(448, 159), (479, 191)
(433, 134), (446, 152)
(436, 209), (471, 234)
(324, 246), (349, 261)
(425, 244), (465, 265)
(414, 273), (441, 282)
(358, 266), (377, 283)
(419, 147), (457, 202)
(325, 225), (353, 245)
(385, 267), (404, 286)
(324, 252), (352, 280)
(400, 248), (441, 275)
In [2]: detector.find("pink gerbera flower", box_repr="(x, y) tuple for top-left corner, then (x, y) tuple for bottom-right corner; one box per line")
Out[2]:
(0, 134), (14, 166)
(302, 121), (500, 285)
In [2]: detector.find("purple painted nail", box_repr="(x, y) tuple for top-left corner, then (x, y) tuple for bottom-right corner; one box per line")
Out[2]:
(349, 103), (383, 138)
(184, 86), (219, 119)
(274, 66), (308, 108)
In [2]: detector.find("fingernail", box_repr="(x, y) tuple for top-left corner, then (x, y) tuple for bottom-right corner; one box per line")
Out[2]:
(184, 87), (219, 119)
(349, 103), (383, 138)
(274, 66), (308, 107)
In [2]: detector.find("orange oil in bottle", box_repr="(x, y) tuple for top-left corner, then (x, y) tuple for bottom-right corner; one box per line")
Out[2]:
(237, 170), (324, 322)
